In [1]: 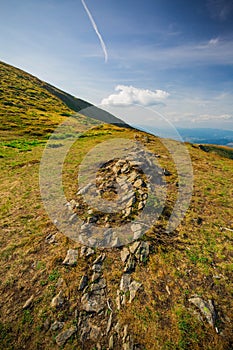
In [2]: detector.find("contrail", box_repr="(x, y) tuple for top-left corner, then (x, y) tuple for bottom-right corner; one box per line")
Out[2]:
(81, 0), (108, 63)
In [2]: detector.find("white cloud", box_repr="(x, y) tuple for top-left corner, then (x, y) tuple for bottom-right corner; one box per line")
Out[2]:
(208, 37), (219, 45)
(101, 85), (169, 107)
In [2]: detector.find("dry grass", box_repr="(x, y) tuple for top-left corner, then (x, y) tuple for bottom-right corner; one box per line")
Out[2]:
(0, 126), (232, 349)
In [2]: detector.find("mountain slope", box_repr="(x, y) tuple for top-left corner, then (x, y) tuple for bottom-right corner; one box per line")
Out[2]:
(0, 62), (232, 350)
(0, 61), (128, 140)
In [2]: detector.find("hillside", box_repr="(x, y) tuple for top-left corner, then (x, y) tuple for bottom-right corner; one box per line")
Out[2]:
(0, 61), (128, 141)
(0, 63), (233, 350)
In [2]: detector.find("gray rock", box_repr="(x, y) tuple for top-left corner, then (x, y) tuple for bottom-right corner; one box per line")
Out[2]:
(131, 223), (142, 240)
(121, 247), (130, 263)
(91, 278), (106, 292)
(131, 223), (142, 233)
(124, 207), (132, 217)
(50, 321), (64, 331)
(133, 230), (142, 240)
(91, 272), (101, 282)
(106, 312), (113, 334)
(122, 191), (135, 203)
(135, 241), (149, 262)
(111, 237), (121, 247)
(79, 275), (88, 291)
(114, 322), (121, 334)
(189, 297), (217, 328)
(121, 163), (130, 173)
(55, 326), (77, 347)
(45, 233), (57, 244)
(126, 196), (136, 208)
(129, 280), (142, 303)
(88, 237), (98, 246)
(23, 295), (34, 309)
(87, 215), (98, 224)
(69, 213), (78, 223)
(80, 223), (91, 233)
(123, 324), (128, 342)
(122, 293), (127, 305)
(92, 263), (102, 273)
(101, 228), (113, 245)
(77, 183), (92, 195)
(124, 256), (136, 273)
(129, 241), (141, 254)
(93, 253), (106, 264)
(51, 291), (64, 308)
(81, 292), (106, 313)
(80, 245), (94, 257)
(62, 249), (78, 266)
(120, 274), (131, 293)
(127, 171), (138, 182)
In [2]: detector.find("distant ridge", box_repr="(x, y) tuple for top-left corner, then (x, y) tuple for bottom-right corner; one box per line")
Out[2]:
(43, 82), (130, 127)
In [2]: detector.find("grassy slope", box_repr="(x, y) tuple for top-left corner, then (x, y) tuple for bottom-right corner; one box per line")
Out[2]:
(0, 61), (99, 141)
(0, 63), (233, 349)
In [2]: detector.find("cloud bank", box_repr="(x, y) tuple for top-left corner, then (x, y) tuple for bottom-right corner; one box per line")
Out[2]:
(101, 85), (169, 107)
(192, 113), (233, 122)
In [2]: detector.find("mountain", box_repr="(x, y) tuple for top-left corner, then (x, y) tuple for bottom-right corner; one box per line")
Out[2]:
(177, 128), (233, 147)
(134, 125), (233, 147)
(0, 62), (232, 350)
(0, 61), (129, 140)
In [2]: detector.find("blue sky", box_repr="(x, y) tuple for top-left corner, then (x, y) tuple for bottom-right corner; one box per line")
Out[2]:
(1, 0), (233, 129)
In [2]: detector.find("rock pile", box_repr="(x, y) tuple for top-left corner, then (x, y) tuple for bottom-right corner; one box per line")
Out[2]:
(63, 145), (166, 248)
(48, 242), (150, 349)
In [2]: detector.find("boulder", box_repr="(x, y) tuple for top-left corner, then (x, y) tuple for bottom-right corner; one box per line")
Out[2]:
(121, 247), (130, 263)
(129, 281), (142, 303)
(189, 296), (217, 328)
(62, 249), (78, 266)
(120, 274), (131, 293)
(81, 292), (106, 313)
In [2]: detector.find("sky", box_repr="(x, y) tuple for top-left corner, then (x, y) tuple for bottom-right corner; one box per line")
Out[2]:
(0, 0), (233, 130)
